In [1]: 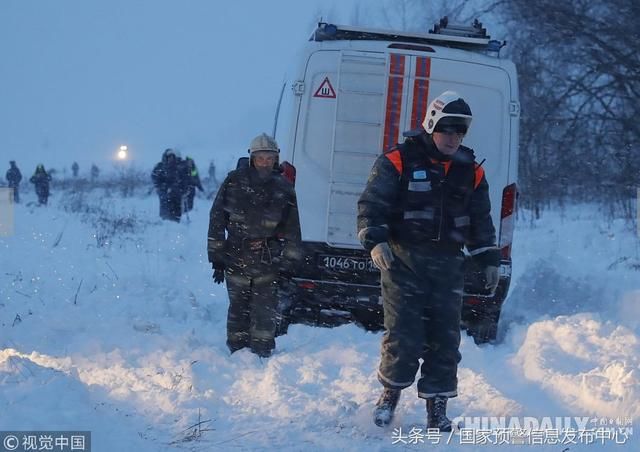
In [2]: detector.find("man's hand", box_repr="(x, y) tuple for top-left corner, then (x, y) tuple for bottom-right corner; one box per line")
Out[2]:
(371, 242), (394, 271)
(212, 263), (225, 284)
(484, 266), (499, 293)
(276, 258), (293, 279)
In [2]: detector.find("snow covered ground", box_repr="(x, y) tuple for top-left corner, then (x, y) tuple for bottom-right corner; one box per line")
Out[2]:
(1, 188), (638, 451)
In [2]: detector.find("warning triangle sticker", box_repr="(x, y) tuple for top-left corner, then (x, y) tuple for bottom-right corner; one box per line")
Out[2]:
(313, 77), (336, 98)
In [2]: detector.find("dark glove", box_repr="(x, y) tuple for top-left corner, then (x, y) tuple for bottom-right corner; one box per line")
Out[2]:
(279, 266), (293, 280)
(472, 248), (500, 268)
(272, 255), (290, 278)
(212, 263), (225, 284)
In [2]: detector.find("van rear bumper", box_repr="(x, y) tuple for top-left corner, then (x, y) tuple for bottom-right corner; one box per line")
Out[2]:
(288, 277), (382, 311)
(283, 241), (512, 330)
(287, 274), (509, 312)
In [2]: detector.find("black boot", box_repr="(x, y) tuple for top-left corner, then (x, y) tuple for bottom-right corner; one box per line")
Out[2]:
(227, 337), (249, 355)
(251, 347), (272, 358)
(426, 396), (452, 432)
(373, 388), (401, 427)
(227, 343), (247, 354)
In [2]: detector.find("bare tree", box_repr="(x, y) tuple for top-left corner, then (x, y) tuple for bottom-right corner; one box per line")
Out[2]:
(501, 0), (640, 212)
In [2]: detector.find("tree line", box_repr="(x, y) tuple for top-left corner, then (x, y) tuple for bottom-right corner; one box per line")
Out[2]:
(501, 0), (639, 219)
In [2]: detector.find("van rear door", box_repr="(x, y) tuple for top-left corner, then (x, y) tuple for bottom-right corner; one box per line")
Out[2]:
(291, 50), (389, 248)
(328, 51), (388, 247)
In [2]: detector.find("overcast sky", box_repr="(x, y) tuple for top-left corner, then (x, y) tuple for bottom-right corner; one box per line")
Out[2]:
(0, 0), (364, 175)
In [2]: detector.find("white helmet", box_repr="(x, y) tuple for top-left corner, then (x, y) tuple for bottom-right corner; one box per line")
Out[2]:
(249, 133), (279, 154)
(422, 91), (472, 135)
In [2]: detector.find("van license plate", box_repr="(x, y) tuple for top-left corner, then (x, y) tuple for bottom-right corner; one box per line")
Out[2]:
(318, 255), (377, 272)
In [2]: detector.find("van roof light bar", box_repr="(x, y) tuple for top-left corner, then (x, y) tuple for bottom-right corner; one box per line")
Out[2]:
(430, 17), (489, 40)
(312, 17), (493, 49)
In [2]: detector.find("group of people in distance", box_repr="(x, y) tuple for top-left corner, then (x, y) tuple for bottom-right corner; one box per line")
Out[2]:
(5, 161), (51, 205)
(151, 149), (203, 222)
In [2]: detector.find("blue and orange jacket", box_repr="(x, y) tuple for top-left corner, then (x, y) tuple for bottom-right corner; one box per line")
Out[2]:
(357, 133), (497, 258)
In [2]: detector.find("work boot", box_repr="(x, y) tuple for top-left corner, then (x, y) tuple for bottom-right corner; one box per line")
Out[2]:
(373, 388), (401, 427)
(426, 396), (452, 432)
(227, 339), (248, 355)
(251, 347), (272, 358)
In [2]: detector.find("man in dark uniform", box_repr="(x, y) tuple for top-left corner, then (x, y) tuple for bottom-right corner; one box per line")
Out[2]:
(6, 161), (22, 203)
(30, 164), (52, 206)
(151, 149), (183, 222)
(207, 133), (301, 358)
(182, 156), (204, 213)
(358, 91), (500, 431)
(90, 164), (100, 181)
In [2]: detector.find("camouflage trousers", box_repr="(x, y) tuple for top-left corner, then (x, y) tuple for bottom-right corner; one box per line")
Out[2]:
(225, 265), (279, 357)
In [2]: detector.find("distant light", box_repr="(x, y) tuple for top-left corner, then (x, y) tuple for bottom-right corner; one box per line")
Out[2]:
(117, 145), (128, 160)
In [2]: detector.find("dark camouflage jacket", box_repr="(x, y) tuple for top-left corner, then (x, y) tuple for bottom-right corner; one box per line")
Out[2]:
(207, 166), (302, 269)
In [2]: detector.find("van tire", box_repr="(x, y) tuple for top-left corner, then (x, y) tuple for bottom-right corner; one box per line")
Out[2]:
(351, 307), (384, 332)
(275, 310), (291, 337)
(465, 310), (501, 345)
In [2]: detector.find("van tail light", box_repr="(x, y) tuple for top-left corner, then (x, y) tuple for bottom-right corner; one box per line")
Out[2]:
(465, 296), (482, 305)
(299, 280), (316, 290)
(499, 183), (517, 260)
(280, 161), (297, 186)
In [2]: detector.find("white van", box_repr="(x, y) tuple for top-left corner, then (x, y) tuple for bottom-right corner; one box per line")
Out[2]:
(276, 19), (519, 343)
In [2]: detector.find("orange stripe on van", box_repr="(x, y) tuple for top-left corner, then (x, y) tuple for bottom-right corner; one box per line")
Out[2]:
(382, 54), (405, 152)
(410, 57), (431, 130)
(385, 150), (403, 174)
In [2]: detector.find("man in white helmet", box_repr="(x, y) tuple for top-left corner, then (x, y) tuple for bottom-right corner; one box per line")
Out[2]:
(358, 91), (499, 430)
(207, 133), (302, 357)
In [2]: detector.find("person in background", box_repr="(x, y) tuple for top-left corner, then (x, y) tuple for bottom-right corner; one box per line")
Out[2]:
(208, 160), (219, 188)
(90, 164), (100, 181)
(358, 91), (500, 431)
(71, 161), (79, 178)
(207, 133), (302, 358)
(151, 149), (184, 222)
(6, 161), (22, 203)
(30, 164), (52, 206)
(182, 156), (204, 213)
